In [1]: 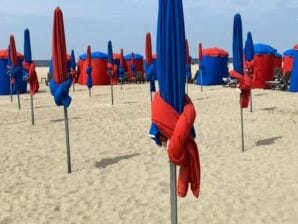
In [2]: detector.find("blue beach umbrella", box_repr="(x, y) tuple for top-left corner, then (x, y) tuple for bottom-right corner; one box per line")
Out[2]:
(244, 32), (254, 62)
(233, 13), (243, 75)
(150, 0), (200, 223)
(24, 29), (32, 63)
(70, 49), (76, 91)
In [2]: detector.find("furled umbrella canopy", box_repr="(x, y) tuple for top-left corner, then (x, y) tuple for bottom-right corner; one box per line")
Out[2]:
(107, 40), (113, 69)
(244, 32), (254, 62)
(86, 45), (92, 89)
(150, 0), (200, 198)
(119, 48), (125, 79)
(185, 39), (191, 79)
(130, 52), (136, 78)
(232, 13), (243, 75)
(145, 32), (156, 92)
(70, 49), (76, 83)
(23, 28), (39, 95)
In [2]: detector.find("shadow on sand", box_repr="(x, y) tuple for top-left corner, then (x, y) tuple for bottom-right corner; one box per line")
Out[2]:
(255, 136), (283, 147)
(95, 153), (140, 169)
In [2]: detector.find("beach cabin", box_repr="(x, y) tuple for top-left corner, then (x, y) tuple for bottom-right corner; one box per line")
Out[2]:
(124, 53), (144, 81)
(289, 49), (298, 92)
(195, 47), (229, 85)
(274, 52), (282, 70)
(78, 51), (109, 85)
(253, 43), (276, 88)
(0, 49), (27, 95)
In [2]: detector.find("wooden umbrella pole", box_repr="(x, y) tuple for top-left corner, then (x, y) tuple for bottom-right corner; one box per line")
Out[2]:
(64, 106), (71, 173)
(10, 78), (13, 102)
(30, 90), (35, 125)
(17, 89), (21, 110)
(200, 71), (203, 92)
(250, 89), (253, 112)
(89, 88), (91, 97)
(240, 105), (244, 152)
(170, 162), (178, 224)
(121, 78), (123, 90)
(72, 83), (75, 92)
(110, 72), (114, 105)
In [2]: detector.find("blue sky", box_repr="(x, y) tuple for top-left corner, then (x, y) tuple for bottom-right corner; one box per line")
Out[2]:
(0, 0), (297, 59)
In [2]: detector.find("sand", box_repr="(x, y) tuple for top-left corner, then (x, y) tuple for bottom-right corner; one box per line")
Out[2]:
(0, 67), (297, 223)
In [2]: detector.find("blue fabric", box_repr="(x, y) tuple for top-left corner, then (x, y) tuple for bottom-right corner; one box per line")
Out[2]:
(7, 46), (23, 91)
(131, 63), (136, 76)
(233, 13), (243, 75)
(86, 66), (92, 89)
(50, 76), (72, 107)
(283, 49), (297, 57)
(196, 56), (228, 85)
(79, 51), (108, 60)
(71, 50), (76, 70)
(254, 43), (276, 55)
(149, 0), (187, 141)
(124, 53), (144, 60)
(118, 65), (124, 78)
(144, 61), (156, 92)
(289, 51), (298, 92)
(107, 41), (113, 65)
(244, 32), (254, 62)
(24, 29), (32, 63)
(275, 52), (282, 58)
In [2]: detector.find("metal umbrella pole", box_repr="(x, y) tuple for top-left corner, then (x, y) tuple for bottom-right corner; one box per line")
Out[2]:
(170, 162), (178, 224)
(64, 106), (71, 173)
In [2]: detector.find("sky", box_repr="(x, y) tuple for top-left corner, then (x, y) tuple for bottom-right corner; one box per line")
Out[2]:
(0, 0), (297, 59)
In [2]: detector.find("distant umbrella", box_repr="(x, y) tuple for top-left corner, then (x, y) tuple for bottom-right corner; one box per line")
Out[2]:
(130, 52), (136, 80)
(50, 7), (72, 173)
(198, 42), (204, 91)
(23, 28), (39, 125)
(145, 32), (156, 102)
(107, 40), (114, 105)
(70, 49), (76, 91)
(119, 48), (124, 89)
(86, 45), (92, 97)
(150, 0), (201, 223)
(185, 39), (191, 94)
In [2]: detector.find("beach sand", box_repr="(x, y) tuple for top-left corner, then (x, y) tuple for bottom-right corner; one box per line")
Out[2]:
(0, 67), (298, 223)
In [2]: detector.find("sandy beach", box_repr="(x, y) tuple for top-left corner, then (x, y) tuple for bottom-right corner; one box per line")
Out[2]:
(0, 67), (297, 223)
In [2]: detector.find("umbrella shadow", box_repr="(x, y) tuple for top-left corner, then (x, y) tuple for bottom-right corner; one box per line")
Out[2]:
(261, 107), (278, 111)
(95, 153), (140, 169)
(50, 116), (81, 123)
(122, 101), (139, 105)
(255, 136), (283, 147)
(195, 97), (209, 101)
(254, 93), (268, 97)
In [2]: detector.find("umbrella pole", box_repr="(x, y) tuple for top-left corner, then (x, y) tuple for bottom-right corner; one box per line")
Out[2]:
(30, 91), (35, 125)
(17, 89), (21, 110)
(73, 83), (75, 92)
(240, 105), (244, 152)
(200, 72), (203, 92)
(170, 162), (178, 224)
(89, 88), (91, 97)
(250, 89), (253, 112)
(64, 106), (71, 173)
(110, 74), (114, 105)
(10, 78), (13, 102)
(121, 78), (123, 90)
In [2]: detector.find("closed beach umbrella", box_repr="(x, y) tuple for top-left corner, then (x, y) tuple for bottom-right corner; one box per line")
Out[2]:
(150, 0), (201, 223)
(8, 35), (21, 109)
(23, 28), (39, 125)
(198, 42), (204, 91)
(119, 48), (124, 89)
(145, 32), (156, 101)
(86, 45), (92, 97)
(107, 40), (114, 105)
(70, 49), (76, 91)
(50, 7), (72, 173)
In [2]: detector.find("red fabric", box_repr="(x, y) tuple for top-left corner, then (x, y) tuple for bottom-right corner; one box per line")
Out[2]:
(185, 39), (191, 64)
(131, 52), (135, 66)
(274, 56), (282, 69)
(145, 32), (153, 64)
(78, 59), (109, 85)
(282, 56), (293, 75)
(125, 59), (144, 80)
(230, 70), (252, 108)
(202, 48), (229, 57)
(9, 35), (18, 66)
(198, 43), (203, 62)
(0, 49), (23, 59)
(252, 54), (275, 88)
(151, 92), (201, 198)
(113, 53), (121, 60)
(52, 7), (67, 84)
(23, 61), (39, 95)
(112, 64), (118, 84)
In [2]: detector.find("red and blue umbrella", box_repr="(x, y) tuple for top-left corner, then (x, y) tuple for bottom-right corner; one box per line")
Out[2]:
(50, 7), (72, 173)
(145, 32), (156, 97)
(70, 49), (76, 91)
(23, 28), (39, 125)
(85, 45), (92, 96)
(150, 0), (201, 222)
(119, 48), (124, 89)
